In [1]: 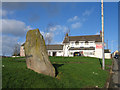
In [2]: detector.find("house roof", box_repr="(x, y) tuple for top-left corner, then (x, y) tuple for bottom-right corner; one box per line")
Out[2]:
(21, 43), (63, 50)
(63, 35), (102, 43)
(21, 43), (25, 46)
(46, 44), (63, 50)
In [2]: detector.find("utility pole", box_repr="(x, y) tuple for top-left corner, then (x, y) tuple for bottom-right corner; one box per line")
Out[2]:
(101, 0), (105, 70)
(107, 40), (108, 49)
(111, 40), (113, 53)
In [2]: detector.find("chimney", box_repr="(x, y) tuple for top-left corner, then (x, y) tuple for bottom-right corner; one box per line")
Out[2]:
(100, 30), (102, 37)
(65, 32), (69, 43)
(65, 33), (68, 37)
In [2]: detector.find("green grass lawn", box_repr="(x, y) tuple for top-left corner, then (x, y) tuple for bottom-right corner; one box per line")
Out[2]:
(2, 56), (112, 88)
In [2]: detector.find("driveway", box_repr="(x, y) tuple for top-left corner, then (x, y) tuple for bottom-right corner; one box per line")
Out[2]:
(109, 58), (120, 88)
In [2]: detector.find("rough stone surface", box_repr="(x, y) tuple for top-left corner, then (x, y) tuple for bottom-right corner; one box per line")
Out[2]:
(24, 29), (55, 77)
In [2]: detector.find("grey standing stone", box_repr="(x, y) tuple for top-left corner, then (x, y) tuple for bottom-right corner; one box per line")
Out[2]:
(24, 29), (55, 77)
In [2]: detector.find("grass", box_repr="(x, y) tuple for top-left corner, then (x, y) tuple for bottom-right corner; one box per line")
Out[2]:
(2, 56), (112, 88)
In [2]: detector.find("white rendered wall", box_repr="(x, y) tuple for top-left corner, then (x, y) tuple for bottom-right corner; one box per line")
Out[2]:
(69, 41), (96, 48)
(56, 51), (63, 56)
(95, 42), (102, 58)
(69, 50), (95, 57)
(63, 44), (69, 57)
(105, 53), (111, 59)
(48, 50), (63, 56)
(83, 50), (95, 57)
(20, 46), (25, 56)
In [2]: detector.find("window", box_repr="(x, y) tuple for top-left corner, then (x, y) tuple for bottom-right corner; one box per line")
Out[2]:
(84, 52), (94, 55)
(67, 46), (70, 49)
(75, 41), (79, 45)
(75, 43), (79, 45)
(71, 42), (74, 47)
(89, 41), (94, 46)
(71, 42), (74, 44)
(89, 41), (94, 43)
(59, 51), (61, 53)
(90, 52), (94, 55)
(81, 42), (84, 45)
(71, 52), (73, 55)
(85, 43), (88, 45)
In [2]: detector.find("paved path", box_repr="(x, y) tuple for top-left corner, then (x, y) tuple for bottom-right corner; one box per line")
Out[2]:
(109, 58), (120, 88)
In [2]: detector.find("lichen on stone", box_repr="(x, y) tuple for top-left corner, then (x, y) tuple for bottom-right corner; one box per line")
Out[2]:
(24, 29), (55, 77)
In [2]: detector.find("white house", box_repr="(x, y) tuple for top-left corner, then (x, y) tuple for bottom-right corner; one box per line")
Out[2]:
(20, 32), (111, 59)
(46, 45), (63, 56)
(20, 43), (25, 56)
(62, 33), (103, 58)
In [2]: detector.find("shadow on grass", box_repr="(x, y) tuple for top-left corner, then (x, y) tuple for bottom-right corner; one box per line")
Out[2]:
(52, 64), (64, 77)
(99, 58), (102, 69)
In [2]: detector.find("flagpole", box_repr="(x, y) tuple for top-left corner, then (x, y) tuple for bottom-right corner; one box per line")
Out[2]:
(101, 0), (105, 70)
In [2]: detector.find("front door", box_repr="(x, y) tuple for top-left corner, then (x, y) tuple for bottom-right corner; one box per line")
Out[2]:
(53, 52), (56, 56)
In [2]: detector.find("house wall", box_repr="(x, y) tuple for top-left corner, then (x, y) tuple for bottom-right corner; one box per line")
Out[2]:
(48, 50), (63, 56)
(20, 45), (63, 57)
(65, 41), (98, 58)
(20, 41), (109, 59)
(63, 44), (69, 57)
(69, 50), (82, 57)
(94, 42), (102, 58)
(20, 46), (25, 56)
(105, 53), (111, 59)
(69, 50), (95, 57)
(83, 50), (95, 57)
(68, 42), (109, 59)
(94, 49), (102, 58)
(69, 41), (96, 48)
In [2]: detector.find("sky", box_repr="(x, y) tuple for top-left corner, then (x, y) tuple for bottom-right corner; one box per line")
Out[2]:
(1, 2), (118, 56)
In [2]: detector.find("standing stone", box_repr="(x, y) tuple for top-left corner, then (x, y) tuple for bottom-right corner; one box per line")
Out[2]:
(24, 29), (55, 77)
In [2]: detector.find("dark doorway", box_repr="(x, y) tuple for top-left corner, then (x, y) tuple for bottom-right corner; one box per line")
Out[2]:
(53, 52), (56, 56)
(74, 52), (81, 56)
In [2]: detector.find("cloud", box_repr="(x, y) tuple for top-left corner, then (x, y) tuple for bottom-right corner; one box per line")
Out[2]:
(40, 31), (54, 45)
(56, 25), (68, 33)
(96, 32), (100, 35)
(40, 24), (69, 44)
(40, 31), (53, 39)
(0, 9), (14, 19)
(1, 18), (33, 56)
(48, 25), (68, 34)
(49, 26), (57, 32)
(1, 19), (33, 37)
(0, 10), (7, 17)
(25, 25), (33, 31)
(2, 2), (28, 11)
(67, 16), (79, 22)
(47, 25), (61, 32)
(71, 22), (82, 29)
(53, 41), (62, 44)
(1, 35), (19, 56)
(82, 9), (93, 16)
(44, 32), (54, 40)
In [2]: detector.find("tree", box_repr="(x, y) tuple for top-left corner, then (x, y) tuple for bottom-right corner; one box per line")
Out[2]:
(12, 43), (20, 56)
(44, 23), (54, 45)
